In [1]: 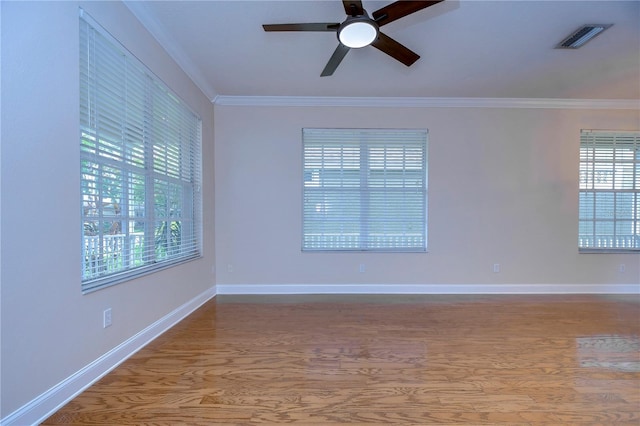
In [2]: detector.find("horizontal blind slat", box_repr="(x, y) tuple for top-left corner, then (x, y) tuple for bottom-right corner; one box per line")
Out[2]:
(303, 128), (427, 251)
(80, 9), (202, 291)
(578, 130), (639, 250)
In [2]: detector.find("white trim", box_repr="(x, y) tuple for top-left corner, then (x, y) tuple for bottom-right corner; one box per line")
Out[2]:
(0, 287), (216, 426)
(217, 283), (640, 295)
(122, 1), (218, 102)
(213, 96), (640, 110)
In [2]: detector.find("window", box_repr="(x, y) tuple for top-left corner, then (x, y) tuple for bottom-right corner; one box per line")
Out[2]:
(579, 130), (639, 251)
(80, 10), (202, 292)
(303, 128), (427, 252)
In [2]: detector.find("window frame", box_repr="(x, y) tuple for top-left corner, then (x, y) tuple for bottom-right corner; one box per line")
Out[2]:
(80, 9), (203, 292)
(578, 129), (639, 253)
(302, 128), (428, 253)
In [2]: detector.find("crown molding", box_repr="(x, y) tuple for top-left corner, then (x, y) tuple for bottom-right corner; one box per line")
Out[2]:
(123, 1), (218, 102)
(213, 96), (640, 109)
(124, 1), (638, 112)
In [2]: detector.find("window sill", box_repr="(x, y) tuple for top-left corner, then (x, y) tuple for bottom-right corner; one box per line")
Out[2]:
(579, 248), (639, 254)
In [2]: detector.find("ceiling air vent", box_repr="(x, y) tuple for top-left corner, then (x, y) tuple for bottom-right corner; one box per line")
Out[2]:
(556, 24), (613, 49)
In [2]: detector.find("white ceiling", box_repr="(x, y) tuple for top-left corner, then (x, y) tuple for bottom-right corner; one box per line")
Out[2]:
(124, 0), (640, 102)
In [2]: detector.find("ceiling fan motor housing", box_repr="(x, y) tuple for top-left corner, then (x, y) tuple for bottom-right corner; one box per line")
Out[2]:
(263, 0), (445, 76)
(338, 14), (379, 48)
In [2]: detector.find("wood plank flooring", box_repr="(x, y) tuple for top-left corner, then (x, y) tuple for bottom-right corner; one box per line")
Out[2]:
(43, 294), (640, 425)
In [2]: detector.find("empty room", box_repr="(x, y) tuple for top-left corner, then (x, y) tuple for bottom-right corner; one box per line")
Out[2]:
(1, 0), (639, 425)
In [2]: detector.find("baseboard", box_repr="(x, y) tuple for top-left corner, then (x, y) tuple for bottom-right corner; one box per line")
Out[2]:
(1, 286), (217, 426)
(5, 282), (637, 425)
(217, 283), (640, 295)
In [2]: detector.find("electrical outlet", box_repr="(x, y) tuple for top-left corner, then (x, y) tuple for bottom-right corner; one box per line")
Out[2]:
(493, 263), (500, 273)
(227, 264), (234, 273)
(103, 308), (112, 328)
(619, 264), (626, 273)
(359, 263), (366, 273)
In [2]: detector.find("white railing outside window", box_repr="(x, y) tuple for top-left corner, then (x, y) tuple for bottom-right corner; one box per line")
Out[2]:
(83, 233), (145, 279)
(302, 128), (428, 252)
(579, 130), (639, 252)
(80, 9), (202, 292)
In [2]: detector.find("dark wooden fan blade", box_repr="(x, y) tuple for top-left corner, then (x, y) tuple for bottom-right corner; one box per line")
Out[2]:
(372, 0), (444, 26)
(342, 0), (364, 16)
(321, 44), (351, 76)
(371, 32), (419, 66)
(263, 23), (339, 32)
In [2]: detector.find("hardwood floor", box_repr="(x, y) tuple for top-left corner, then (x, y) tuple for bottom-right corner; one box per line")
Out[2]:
(43, 294), (640, 425)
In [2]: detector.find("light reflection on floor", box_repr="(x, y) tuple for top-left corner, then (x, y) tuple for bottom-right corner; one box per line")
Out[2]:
(577, 335), (640, 372)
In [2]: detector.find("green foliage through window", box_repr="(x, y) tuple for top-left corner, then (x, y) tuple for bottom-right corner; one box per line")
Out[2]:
(80, 10), (202, 292)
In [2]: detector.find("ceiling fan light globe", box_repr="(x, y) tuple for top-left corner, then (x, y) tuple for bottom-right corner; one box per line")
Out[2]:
(338, 20), (378, 48)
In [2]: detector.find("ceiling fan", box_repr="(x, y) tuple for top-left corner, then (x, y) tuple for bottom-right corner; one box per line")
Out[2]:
(263, 0), (444, 77)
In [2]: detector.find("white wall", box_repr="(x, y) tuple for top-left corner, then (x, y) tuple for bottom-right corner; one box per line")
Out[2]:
(214, 104), (639, 290)
(1, 1), (215, 418)
(1, 0), (638, 421)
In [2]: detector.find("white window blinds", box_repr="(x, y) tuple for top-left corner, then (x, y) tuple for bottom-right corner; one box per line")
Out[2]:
(303, 128), (427, 252)
(579, 130), (639, 251)
(80, 10), (202, 292)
